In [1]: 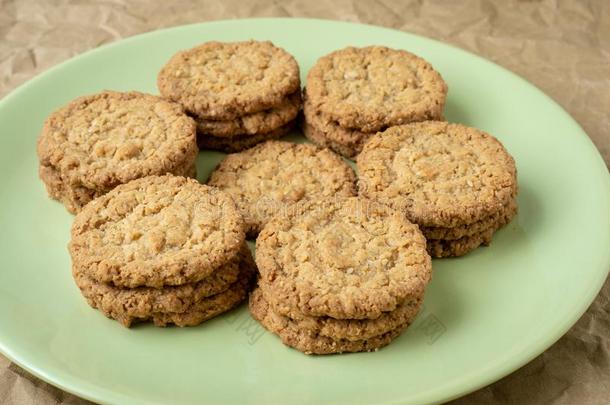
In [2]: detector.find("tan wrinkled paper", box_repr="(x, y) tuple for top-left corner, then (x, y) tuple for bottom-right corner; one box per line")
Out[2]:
(1, 1), (608, 404)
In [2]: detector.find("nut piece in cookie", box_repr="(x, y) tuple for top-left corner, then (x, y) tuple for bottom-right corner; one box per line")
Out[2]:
(69, 175), (245, 289)
(207, 140), (357, 237)
(37, 91), (197, 213)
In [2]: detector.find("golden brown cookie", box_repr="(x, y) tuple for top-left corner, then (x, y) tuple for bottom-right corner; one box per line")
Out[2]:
(207, 140), (357, 237)
(306, 46), (447, 133)
(73, 245), (253, 327)
(195, 92), (301, 137)
(150, 248), (257, 327)
(256, 197), (432, 320)
(254, 287), (422, 342)
(197, 120), (295, 153)
(249, 287), (408, 355)
(301, 100), (371, 159)
(37, 91), (197, 214)
(69, 175), (245, 289)
(157, 40), (300, 120)
(357, 121), (517, 228)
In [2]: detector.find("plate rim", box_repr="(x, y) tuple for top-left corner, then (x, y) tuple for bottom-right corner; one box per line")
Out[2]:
(0, 17), (608, 405)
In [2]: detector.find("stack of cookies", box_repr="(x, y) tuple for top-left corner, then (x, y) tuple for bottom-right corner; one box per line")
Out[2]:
(303, 46), (448, 158)
(69, 175), (255, 327)
(252, 197), (432, 354)
(358, 121), (518, 257)
(157, 40), (302, 153)
(37, 91), (198, 213)
(207, 140), (357, 237)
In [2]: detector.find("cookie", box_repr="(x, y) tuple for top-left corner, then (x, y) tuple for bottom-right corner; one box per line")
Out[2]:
(197, 120), (294, 153)
(254, 288), (422, 342)
(249, 288), (407, 355)
(73, 244), (253, 327)
(69, 175), (245, 288)
(421, 199), (518, 241)
(207, 140), (357, 237)
(157, 40), (300, 120)
(195, 92), (301, 137)
(150, 247), (257, 327)
(426, 202), (517, 257)
(306, 46), (447, 133)
(357, 121), (518, 228)
(256, 197), (432, 320)
(301, 100), (371, 159)
(37, 91), (198, 214)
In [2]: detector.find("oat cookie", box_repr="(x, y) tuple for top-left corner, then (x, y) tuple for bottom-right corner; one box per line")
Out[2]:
(301, 101), (371, 159)
(250, 289), (407, 354)
(197, 120), (294, 153)
(358, 121), (517, 228)
(254, 288), (422, 342)
(421, 199), (518, 241)
(195, 92), (301, 137)
(207, 140), (357, 236)
(158, 41), (300, 120)
(37, 91), (198, 213)
(69, 175), (245, 288)
(306, 46), (447, 133)
(426, 203), (516, 257)
(150, 248), (257, 327)
(256, 197), (432, 320)
(73, 244), (253, 327)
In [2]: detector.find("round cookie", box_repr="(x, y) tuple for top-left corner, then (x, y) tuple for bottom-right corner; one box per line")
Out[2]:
(196, 92), (302, 137)
(421, 199), (518, 241)
(250, 288), (407, 355)
(207, 140), (357, 237)
(157, 40), (300, 120)
(150, 248), (257, 327)
(254, 288), (422, 342)
(74, 244), (252, 327)
(426, 203), (517, 257)
(255, 197), (432, 320)
(69, 175), (245, 288)
(197, 120), (294, 153)
(301, 101), (371, 159)
(357, 121), (517, 228)
(37, 91), (198, 214)
(306, 46), (447, 133)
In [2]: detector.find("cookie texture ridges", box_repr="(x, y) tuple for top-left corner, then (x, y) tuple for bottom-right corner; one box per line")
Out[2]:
(357, 120), (518, 257)
(69, 175), (246, 289)
(207, 140), (357, 237)
(37, 91), (198, 213)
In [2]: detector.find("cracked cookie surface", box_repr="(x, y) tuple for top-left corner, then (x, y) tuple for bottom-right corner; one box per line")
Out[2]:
(358, 121), (518, 228)
(207, 140), (357, 236)
(37, 91), (198, 213)
(158, 40), (300, 120)
(69, 175), (245, 288)
(306, 46), (447, 133)
(255, 197), (432, 320)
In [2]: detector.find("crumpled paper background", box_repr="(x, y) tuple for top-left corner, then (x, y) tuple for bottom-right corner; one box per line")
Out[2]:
(1, 0), (608, 404)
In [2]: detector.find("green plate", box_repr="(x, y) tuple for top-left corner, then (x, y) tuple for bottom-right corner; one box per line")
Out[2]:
(0, 18), (608, 405)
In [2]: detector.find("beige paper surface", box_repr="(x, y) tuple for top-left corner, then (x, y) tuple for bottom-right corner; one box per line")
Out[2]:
(1, 1), (608, 404)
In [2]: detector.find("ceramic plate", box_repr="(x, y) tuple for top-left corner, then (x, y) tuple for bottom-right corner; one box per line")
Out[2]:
(0, 18), (608, 405)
